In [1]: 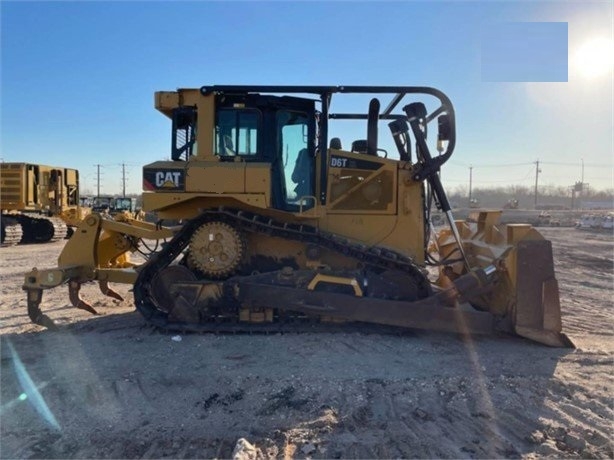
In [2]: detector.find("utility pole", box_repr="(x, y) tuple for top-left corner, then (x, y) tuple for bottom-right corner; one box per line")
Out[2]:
(121, 163), (126, 198)
(95, 164), (102, 198)
(534, 160), (541, 208)
(468, 166), (473, 206)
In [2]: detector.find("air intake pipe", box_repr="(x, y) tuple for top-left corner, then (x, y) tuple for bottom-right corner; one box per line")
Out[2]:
(366, 98), (380, 156)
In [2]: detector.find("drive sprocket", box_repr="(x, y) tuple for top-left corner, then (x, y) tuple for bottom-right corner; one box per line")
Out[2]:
(187, 220), (245, 278)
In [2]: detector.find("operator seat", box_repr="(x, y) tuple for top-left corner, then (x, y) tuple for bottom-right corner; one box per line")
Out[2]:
(223, 135), (236, 156)
(291, 148), (312, 197)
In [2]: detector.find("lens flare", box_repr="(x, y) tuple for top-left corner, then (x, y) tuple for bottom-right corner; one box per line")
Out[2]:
(573, 37), (614, 79)
(6, 340), (60, 431)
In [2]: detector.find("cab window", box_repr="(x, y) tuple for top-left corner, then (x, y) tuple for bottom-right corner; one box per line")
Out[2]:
(215, 109), (260, 157)
(277, 110), (312, 205)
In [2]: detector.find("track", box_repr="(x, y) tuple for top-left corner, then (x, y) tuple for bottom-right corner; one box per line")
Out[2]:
(2, 214), (69, 245)
(0, 219), (23, 246)
(20, 215), (68, 244)
(133, 207), (432, 332)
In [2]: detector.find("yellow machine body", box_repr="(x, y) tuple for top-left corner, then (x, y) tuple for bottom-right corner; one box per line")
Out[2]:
(1, 163), (83, 244)
(22, 86), (572, 347)
(1, 163), (80, 213)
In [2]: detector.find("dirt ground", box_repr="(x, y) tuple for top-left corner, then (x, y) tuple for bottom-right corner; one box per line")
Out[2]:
(0, 228), (612, 459)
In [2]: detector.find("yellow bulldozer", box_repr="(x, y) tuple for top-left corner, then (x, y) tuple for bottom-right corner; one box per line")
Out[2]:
(1, 163), (86, 245)
(23, 85), (573, 347)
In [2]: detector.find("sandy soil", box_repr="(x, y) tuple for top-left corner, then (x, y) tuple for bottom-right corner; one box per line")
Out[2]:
(1, 228), (612, 459)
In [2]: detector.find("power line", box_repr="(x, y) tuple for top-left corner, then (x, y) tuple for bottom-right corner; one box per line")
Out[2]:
(444, 176), (534, 184)
(540, 161), (613, 167)
(450, 160), (613, 169)
(449, 161), (533, 168)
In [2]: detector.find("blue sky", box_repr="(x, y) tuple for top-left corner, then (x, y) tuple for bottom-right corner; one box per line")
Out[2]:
(1, 1), (612, 195)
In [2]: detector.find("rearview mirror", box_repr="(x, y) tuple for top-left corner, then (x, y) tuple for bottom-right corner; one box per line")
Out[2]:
(437, 115), (451, 142)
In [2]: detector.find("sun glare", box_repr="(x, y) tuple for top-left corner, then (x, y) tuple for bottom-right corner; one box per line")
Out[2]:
(573, 37), (614, 79)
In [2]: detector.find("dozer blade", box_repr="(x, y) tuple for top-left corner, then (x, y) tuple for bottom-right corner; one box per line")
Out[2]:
(435, 211), (573, 347)
(513, 239), (574, 348)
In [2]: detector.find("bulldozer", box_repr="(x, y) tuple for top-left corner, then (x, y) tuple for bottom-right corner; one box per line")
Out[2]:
(23, 85), (573, 347)
(1, 163), (85, 245)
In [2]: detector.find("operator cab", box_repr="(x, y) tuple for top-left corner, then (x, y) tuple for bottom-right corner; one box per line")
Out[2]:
(169, 92), (317, 212)
(112, 197), (136, 213)
(92, 196), (112, 212)
(212, 94), (317, 211)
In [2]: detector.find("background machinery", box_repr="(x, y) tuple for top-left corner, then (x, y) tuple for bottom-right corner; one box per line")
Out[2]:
(91, 195), (113, 213)
(503, 199), (519, 210)
(91, 195), (141, 219)
(1, 163), (84, 245)
(110, 196), (139, 216)
(23, 86), (573, 347)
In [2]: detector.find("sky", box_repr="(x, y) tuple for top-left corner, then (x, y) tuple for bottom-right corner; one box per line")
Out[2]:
(1, 0), (613, 196)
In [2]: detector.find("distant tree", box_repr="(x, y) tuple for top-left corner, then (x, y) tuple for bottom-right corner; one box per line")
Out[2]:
(440, 184), (612, 209)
